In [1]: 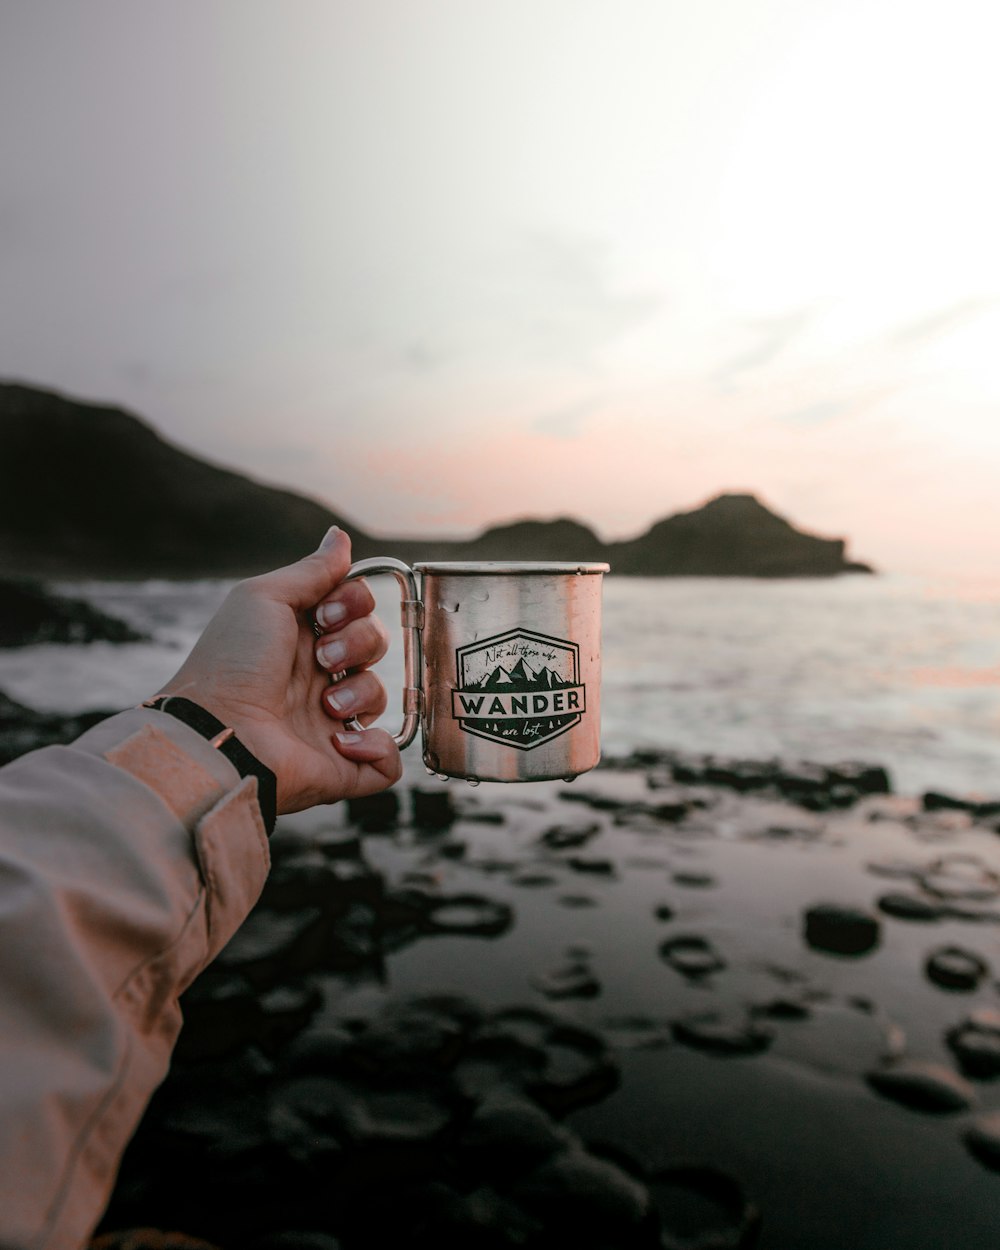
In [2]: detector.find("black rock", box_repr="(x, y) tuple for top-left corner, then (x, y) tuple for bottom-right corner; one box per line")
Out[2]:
(0, 578), (147, 647)
(559, 787), (632, 811)
(803, 904), (881, 956)
(672, 871), (717, 889)
(257, 984), (324, 1050)
(260, 851), (380, 911)
(826, 761), (892, 795)
(876, 892), (945, 922)
(659, 935), (726, 979)
(509, 1145), (652, 1237)
(651, 798), (690, 822)
(215, 908), (329, 986)
(751, 996), (812, 1021)
(532, 957), (601, 1000)
(511, 870), (559, 887)
(424, 894), (514, 938)
(671, 1010), (773, 1057)
(525, 1022), (620, 1116)
(964, 1111), (1000, 1172)
(865, 1061), (976, 1113)
(539, 820), (601, 849)
(346, 789), (399, 832)
(456, 805), (507, 825)
(457, 1090), (573, 1179)
(567, 856), (616, 876)
(175, 970), (261, 1061)
(922, 790), (976, 812)
(945, 1009), (1000, 1078)
(648, 1165), (762, 1250)
(0, 689), (113, 766)
(925, 945), (990, 991)
(919, 854), (999, 903)
(411, 786), (457, 829)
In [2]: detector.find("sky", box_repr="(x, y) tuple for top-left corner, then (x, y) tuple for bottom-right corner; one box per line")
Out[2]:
(1, 0), (998, 574)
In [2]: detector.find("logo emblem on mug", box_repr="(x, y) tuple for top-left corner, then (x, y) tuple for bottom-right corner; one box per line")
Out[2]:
(451, 628), (586, 750)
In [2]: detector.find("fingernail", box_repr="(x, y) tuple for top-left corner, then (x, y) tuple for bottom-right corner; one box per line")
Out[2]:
(316, 600), (347, 628)
(317, 639), (347, 669)
(327, 685), (357, 712)
(336, 730), (366, 745)
(318, 525), (341, 552)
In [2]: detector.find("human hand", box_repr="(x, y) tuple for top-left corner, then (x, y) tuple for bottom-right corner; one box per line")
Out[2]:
(152, 527), (401, 813)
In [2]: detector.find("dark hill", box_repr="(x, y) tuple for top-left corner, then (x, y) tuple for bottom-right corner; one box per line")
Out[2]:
(609, 493), (871, 577)
(0, 383), (374, 577)
(455, 517), (608, 562)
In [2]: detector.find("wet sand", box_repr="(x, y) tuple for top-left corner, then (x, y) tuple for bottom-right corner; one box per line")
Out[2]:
(97, 751), (1000, 1250)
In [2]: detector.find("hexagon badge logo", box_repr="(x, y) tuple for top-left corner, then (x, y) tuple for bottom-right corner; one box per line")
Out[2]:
(452, 628), (586, 750)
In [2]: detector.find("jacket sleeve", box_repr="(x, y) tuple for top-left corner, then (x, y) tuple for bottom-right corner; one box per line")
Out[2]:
(0, 708), (272, 1250)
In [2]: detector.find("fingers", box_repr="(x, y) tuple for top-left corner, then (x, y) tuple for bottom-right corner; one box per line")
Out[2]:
(246, 526), (353, 611)
(332, 726), (403, 796)
(320, 670), (388, 724)
(313, 578), (376, 632)
(314, 614), (389, 675)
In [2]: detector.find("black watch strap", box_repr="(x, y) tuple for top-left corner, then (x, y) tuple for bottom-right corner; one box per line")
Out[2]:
(142, 696), (277, 836)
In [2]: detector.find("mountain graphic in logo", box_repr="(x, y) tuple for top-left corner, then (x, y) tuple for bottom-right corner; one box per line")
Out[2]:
(452, 628), (586, 751)
(472, 658), (574, 693)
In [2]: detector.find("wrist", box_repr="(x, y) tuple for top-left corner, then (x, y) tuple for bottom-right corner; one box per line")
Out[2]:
(141, 694), (277, 836)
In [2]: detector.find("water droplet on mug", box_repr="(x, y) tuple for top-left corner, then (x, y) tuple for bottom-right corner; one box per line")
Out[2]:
(424, 766), (436, 776)
(562, 775), (577, 783)
(436, 772), (450, 782)
(467, 778), (481, 788)
(469, 589), (490, 603)
(440, 601), (460, 613)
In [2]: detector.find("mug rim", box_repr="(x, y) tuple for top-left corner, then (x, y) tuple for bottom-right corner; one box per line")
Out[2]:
(413, 561), (610, 576)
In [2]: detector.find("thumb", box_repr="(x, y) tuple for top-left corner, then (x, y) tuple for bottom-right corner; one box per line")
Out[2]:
(253, 526), (354, 610)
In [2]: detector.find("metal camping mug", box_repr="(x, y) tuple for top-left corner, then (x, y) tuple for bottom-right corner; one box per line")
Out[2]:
(342, 560), (610, 782)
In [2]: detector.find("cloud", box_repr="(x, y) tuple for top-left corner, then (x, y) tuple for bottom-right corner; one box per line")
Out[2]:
(773, 384), (900, 429)
(530, 394), (604, 439)
(490, 229), (661, 370)
(776, 399), (852, 426)
(888, 298), (994, 347)
(715, 308), (812, 381)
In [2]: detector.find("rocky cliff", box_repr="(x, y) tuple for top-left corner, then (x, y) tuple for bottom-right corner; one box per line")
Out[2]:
(0, 383), (373, 577)
(609, 492), (872, 577)
(0, 382), (872, 578)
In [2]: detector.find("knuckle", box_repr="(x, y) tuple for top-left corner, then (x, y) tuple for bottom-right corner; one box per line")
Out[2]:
(348, 580), (376, 614)
(234, 575), (267, 601)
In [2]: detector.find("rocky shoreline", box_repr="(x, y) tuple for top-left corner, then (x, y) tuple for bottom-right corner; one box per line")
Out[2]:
(73, 741), (1000, 1250)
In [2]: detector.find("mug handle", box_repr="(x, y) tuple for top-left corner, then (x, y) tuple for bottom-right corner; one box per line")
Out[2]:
(340, 557), (423, 750)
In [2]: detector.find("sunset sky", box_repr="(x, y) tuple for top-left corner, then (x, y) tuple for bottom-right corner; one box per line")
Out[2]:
(1, 0), (998, 574)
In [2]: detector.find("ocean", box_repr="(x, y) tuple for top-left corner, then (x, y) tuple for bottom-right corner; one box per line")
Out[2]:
(2, 571), (998, 797)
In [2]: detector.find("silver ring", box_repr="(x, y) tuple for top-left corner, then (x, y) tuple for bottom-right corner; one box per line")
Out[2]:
(312, 617), (324, 639)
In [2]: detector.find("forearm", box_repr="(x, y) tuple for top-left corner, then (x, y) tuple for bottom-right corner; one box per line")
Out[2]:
(0, 710), (270, 1249)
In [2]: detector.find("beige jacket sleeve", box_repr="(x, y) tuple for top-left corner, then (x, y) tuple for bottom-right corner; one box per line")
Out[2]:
(0, 708), (272, 1250)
